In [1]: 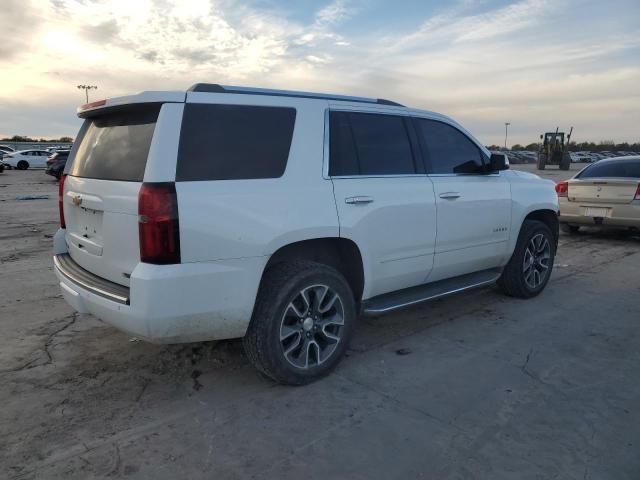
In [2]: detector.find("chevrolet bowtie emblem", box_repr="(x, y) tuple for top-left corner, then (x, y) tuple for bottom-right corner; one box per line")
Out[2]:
(72, 195), (83, 206)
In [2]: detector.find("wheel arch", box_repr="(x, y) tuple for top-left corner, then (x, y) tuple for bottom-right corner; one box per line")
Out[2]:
(261, 237), (365, 303)
(522, 209), (559, 247)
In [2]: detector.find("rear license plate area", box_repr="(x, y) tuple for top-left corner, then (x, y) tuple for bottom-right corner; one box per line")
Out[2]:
(582, 207), (611, 218)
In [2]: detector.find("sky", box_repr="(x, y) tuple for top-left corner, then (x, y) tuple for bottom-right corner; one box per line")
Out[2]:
(0, 0), (639, 146)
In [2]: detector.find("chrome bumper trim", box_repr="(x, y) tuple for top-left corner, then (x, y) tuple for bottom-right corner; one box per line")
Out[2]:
(53, 254), (130, 305)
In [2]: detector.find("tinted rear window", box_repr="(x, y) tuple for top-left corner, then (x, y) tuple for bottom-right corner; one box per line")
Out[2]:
(329, 111), (416, 176)
(578, 160), (640, 178)
(69, 104), (160, 182)
(176, 104), (296, 181)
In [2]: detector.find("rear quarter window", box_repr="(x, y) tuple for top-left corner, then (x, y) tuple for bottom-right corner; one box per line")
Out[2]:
(176, 103), (296, 181)
(69, 104), (161, 182)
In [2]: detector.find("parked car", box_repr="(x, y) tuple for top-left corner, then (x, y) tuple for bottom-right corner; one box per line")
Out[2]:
(557, 156), (640, 232)
(45, 150), (70, 179)
(53, 84), (559, 384)
(3, 149), (50, 169)
(0, 145), (14, 159)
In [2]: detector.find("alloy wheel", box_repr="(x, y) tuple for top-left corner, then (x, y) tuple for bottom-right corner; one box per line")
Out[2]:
(522, 233), (551, 289)
(279, 284), (345, 369)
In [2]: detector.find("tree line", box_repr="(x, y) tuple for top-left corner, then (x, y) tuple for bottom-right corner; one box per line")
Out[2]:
(488, 141), (640, 152)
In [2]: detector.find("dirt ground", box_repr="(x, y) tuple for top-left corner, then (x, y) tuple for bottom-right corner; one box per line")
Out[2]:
(1, 164), (639, 479)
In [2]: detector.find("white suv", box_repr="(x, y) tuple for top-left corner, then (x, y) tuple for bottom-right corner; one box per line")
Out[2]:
(53, 84), (559, 384)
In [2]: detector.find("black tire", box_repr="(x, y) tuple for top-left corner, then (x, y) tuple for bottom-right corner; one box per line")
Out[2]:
(498, 220), (556, 299)
(0, 164), (4, 173)
(17, 160), (29, 170)
(536, 154), (546, 170)
(243, 261), (356, 385)
(560, 153), (571, 170)
(561, 224), (579, 234)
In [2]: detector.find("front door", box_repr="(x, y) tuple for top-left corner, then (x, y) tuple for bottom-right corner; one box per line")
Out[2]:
(413, 118), (511, 281)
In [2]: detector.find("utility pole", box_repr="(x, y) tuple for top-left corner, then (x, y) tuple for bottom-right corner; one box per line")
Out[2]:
(77, 85), (98, 103)
(504, 122), (511, 150)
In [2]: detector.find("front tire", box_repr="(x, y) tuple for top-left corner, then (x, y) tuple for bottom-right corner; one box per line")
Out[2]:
(537, 153), (547, 170)
(17, 160), (29, 170)
(243, 261), (356, 385)
(498, 220), (556, 298)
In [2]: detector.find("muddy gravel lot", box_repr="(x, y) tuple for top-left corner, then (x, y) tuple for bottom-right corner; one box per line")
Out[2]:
(1, 165), (639, 479)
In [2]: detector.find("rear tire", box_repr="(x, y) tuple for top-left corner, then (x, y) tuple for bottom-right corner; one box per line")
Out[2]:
(17, 160), (29, 170)
(498, 220), (556, 298)
(243, 261), (356, 385)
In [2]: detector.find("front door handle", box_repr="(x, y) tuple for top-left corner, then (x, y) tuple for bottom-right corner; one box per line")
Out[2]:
(345, 196), (374, 205)
(439, 192), (461, 200)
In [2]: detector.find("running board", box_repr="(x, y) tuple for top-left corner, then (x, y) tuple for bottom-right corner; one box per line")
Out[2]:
(361, 268), (502, 316)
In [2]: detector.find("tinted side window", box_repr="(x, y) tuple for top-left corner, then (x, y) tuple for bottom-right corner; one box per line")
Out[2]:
(329, 112), (359, 176)
(329, 111), (416, 176)
(416, 119), (484, 174)
(177, 104), (296, 181)
(578, 160), (640, 178)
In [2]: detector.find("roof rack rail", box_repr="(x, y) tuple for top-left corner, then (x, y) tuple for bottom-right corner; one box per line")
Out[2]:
(187, 83), (405, 107)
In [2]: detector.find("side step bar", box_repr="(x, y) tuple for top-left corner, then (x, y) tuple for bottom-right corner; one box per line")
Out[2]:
(362, 268), (502, 316)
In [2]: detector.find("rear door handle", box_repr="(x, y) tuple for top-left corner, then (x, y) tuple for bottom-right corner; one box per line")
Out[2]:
(439, 192), (461, 200)
(345, 196), (374, 205)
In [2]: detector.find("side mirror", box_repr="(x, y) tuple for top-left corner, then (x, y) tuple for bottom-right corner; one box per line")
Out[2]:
(540, 134), (543, 140)
(489, 153), (508, 171)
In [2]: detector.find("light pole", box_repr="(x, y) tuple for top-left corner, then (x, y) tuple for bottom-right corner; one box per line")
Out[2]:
(77, 85), (98, 103)
(504, 122), (511, 150)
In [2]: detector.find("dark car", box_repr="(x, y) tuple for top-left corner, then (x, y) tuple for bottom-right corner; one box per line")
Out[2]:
(45, 150), (70, 179)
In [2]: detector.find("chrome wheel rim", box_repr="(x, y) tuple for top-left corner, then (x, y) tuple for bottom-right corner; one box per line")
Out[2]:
(523, 233), (551, 289)
(279, 284), (345, 370)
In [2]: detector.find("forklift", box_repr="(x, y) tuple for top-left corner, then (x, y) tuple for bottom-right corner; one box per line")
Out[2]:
(537, 127), (572, 170)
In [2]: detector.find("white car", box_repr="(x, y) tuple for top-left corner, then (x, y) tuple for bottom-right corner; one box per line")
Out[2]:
(3, 149), (50, 169)
(53, 84), (559, 384)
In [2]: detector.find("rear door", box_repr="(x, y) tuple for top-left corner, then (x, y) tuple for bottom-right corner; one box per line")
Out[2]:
(328, 109), (437, 299)
(63, 104), (162, 286)
(33, 151), (47, 168)
(414, 118), (511, 281)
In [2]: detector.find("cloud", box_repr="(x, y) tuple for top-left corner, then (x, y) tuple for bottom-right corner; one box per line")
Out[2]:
(0, 0), (42, 60)
(81, 19), (121, 44)
(0, 0), (638, 145)
(316, 0), (353, 26)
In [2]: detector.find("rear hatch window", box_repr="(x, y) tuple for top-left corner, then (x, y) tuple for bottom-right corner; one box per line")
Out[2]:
(70, 104), (161, 182)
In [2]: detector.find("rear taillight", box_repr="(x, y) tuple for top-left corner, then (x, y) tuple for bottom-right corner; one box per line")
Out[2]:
(555, 181), (568, 197)
(138, 182), (180, 264)
(59, 174), (66, 228)
(634, 184), (640, 201)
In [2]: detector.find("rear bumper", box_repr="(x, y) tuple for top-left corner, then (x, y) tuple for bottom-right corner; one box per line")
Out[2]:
(53, 250), (267, 343)
(559, 200), (640, 228)
(54, 254), (129, 304)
